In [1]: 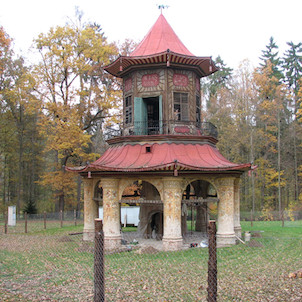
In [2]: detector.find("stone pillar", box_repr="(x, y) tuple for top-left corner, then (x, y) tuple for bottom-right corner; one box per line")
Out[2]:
(162, 178), (183, 251)
(234, 178), (242, 238)
(83, 178), (99, 241)
(216, 177), (236, 246)
(101, 178), (121, 250)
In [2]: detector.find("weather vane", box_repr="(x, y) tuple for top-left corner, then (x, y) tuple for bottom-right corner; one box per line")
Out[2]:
(157, 4), (170, 14)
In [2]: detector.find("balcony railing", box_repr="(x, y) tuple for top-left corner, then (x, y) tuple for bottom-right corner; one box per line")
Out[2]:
(104, 120), (218, 140)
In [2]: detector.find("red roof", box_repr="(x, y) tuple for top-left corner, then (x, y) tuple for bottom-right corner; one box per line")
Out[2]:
(104, 14), (218, 78)
(69, 143), (250, 173)
(130, 13), (194, 56)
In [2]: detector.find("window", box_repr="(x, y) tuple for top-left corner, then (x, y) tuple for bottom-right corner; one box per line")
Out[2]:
(125, 95), (132, 124)
(173, 92), (189, 121)
(196, 95), (201, 124)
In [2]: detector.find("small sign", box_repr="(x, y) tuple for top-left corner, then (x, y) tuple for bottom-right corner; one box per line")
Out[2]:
(173, 73), (189, 87)
(142, 73), (159, 87)
(8, 206), (16, 226)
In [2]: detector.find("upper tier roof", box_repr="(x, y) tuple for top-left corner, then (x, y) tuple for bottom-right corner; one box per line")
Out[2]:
(104, 14), (218, 78)
(130, 13), (194, 56)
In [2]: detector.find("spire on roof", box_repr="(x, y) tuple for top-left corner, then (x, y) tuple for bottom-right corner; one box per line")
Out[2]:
(130, 13), (194, 57)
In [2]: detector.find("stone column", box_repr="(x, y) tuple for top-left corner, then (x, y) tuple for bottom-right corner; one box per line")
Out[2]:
(83, 178), (98, 241)
(101, 178), (121, 250)
(162, 178), (183, 251)
(216, 177), (236, 246)
(234, 178), (242, 238)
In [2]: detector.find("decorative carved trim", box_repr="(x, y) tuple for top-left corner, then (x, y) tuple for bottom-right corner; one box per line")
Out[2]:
(137, 69), (165, 92)
(173, 73), (188, 87)
(142, 73), (159, 87)
(124, 77), (132, 92)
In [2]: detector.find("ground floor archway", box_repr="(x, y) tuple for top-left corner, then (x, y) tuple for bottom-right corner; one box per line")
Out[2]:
(82, 175), (242, 251)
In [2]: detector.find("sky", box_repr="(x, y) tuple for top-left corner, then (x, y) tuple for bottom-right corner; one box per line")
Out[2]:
(1, 0), (301, 70)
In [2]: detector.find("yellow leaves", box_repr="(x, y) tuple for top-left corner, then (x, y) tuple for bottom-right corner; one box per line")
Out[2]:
(39, 169), (77, 198)
(39, 102), (90, 158)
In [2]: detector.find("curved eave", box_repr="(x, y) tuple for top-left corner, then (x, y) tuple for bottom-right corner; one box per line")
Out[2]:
(71, 163), (251, 173)
(104, 51), (218, 78)
(66, 143), (251, 174)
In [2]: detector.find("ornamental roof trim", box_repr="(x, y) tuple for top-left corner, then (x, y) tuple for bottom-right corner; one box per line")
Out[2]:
(66, 143), (251, 174)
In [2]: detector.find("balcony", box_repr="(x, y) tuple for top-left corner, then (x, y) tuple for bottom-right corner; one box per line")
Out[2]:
(104, 120), (218, 141)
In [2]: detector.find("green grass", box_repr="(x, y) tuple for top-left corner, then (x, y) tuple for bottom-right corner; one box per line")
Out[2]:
(241, 219), (302, 237)
(1, 220), (301, 301)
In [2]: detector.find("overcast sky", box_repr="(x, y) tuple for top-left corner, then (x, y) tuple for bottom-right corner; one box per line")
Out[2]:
(1, 0), (301, 70)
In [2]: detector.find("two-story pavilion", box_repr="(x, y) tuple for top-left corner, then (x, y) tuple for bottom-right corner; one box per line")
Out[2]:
(68, 13), (251, 251)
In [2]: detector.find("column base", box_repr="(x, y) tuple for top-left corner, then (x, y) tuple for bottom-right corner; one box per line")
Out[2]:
(162, 237), (183, 251)
(216, 233), (236, 246)
(104, 235), (122, 250)
(83, 228), (94, 241)
(234, 226), (242, 238)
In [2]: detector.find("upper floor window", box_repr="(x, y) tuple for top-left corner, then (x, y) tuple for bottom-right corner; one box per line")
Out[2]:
(173, 92), (189, 121)
(125, 95), (132, 124)
(196, 95), (201, 124)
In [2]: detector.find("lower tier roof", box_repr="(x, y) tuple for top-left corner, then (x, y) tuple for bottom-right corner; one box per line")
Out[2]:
(67, 143), (251, 173)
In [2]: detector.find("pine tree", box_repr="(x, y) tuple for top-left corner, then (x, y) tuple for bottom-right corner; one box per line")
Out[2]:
(260, 37), (283, 82)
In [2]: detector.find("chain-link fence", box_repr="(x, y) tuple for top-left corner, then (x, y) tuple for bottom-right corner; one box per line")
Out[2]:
(1, 211), (301, 301)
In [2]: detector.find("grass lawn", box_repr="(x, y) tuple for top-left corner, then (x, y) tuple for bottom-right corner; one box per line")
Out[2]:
(0, 220), (301, 301)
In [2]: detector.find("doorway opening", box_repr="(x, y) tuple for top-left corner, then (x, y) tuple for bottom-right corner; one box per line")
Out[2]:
(144, 97), (159, 134)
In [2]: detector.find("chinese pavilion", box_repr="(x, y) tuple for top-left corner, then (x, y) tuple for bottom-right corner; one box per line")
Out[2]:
(68, 13), (251, 251)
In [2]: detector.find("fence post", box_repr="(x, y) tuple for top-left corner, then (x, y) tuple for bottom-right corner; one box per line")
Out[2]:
(281, 210), (284, 227)
(74, 209), (77, 226)
(60, 210), (63, 228)
(4, 211), (8, 234)
(44, 211), (47, 229)
(207, 220), (217, 302)
(25, 212), (28, 233)
(94, 219), (104, 302)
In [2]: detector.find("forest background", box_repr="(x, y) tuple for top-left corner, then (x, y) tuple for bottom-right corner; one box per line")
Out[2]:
(0, 10), (301, 220)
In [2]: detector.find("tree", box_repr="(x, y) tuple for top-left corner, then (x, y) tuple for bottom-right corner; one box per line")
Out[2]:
(260, 37), (283, 82)
(33, 18), (120, 212)
(0, 28), (43, 214)
(254, 61), (287, 217)
(282, 42), (302, 202)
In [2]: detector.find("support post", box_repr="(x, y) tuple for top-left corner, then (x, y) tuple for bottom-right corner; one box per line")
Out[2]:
(44, 211), (46, 229)
(74, 209), (77, 226)
(216, 177), (236, 246)
(207, 220), (217, 302)
(60, 210), (63, 228)
(25, 212), (28, 233)
(4, 211), (8, 234)
(83, 178), (98, 241)
(102, 178), (121, 250)
(162, 178), (183, 251)
(234, 178), (242, 237)
(94, 219), (104, 302)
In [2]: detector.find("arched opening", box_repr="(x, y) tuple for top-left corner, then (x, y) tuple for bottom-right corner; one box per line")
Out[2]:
(148, 211), (163, 239)
(93, 181), (102, 218)
(182, 179), (218, 237)
(120, 180), (163, 240)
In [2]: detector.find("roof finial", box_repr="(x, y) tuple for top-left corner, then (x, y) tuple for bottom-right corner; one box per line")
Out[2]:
(157, 4), (169, 14)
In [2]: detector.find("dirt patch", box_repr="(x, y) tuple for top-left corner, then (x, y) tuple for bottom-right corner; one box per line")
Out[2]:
(248, 240), (264, 248)
(58, 235), (73, 242)
(251, 231), (262, 238)
(136, 246), (159, 254)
